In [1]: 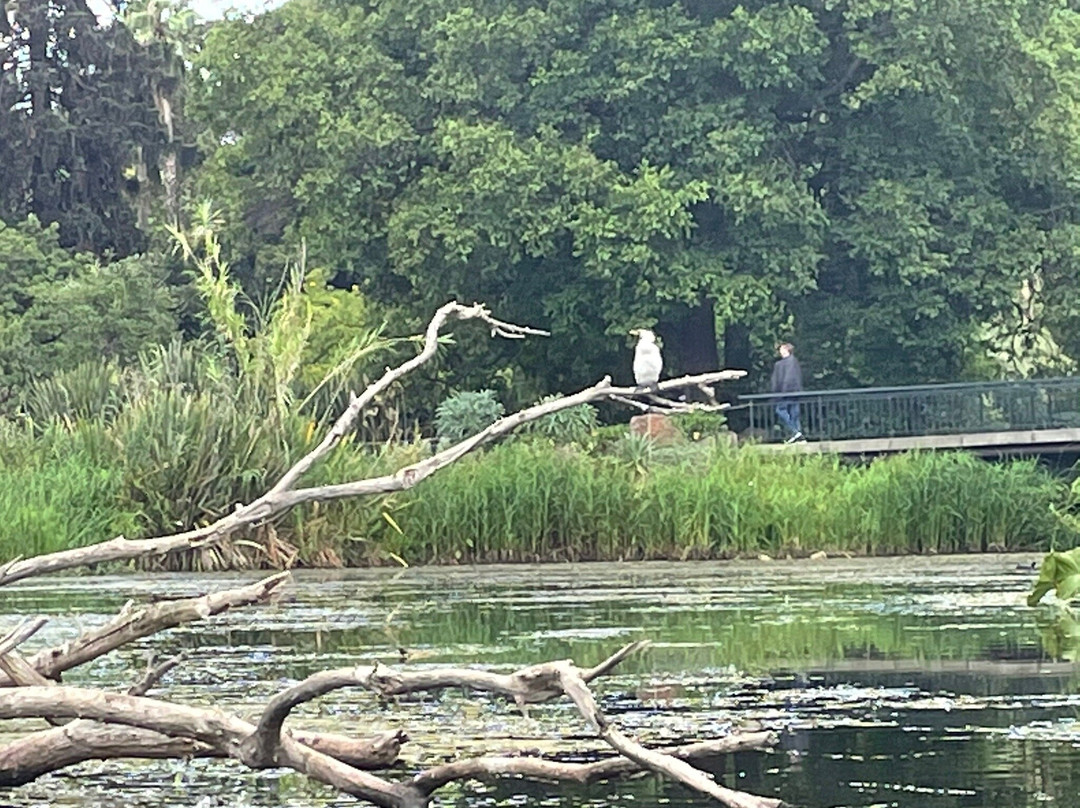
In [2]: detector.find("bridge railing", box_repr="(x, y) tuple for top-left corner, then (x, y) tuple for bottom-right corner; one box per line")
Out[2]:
(739, 377), (1080, 443)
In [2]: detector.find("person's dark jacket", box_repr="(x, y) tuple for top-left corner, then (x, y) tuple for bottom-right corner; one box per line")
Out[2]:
(771, 355), (803, 395)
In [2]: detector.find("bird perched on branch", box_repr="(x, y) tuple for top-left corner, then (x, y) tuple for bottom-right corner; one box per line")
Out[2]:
(631, 328), (663, 390)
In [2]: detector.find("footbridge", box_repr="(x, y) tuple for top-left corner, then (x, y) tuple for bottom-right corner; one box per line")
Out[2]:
(739, 377), (1080, 457)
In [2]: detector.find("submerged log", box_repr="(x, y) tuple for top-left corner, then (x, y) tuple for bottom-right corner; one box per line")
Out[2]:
(0, 573), (291, 687)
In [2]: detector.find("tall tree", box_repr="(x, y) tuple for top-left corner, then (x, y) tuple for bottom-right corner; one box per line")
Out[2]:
(0, 0), (166, 254)
(121, 0), (200, 229)
(188, 0), (1080, 396)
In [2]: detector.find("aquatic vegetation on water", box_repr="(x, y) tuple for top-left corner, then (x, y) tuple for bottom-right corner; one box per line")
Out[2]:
(2, 557), (1079, 808)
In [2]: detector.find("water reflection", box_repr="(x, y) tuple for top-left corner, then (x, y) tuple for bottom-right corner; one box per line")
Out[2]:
(2, 555), (1080, 807)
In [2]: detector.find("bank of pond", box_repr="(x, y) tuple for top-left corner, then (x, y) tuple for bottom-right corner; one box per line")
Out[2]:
(1, 422), (1076, 568)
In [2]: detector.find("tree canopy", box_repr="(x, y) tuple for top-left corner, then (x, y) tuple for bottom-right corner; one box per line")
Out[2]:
(1, 0), (1079, 404)
(0, 0), (172, 255)
(187, 0), (1080, 394)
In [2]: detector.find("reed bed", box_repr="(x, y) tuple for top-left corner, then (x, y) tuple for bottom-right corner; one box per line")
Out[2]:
(370, 441), (1075, 563)
(0, 420), (1072, 565)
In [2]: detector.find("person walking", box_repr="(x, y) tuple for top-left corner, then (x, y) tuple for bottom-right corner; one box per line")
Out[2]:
(771, 342), (804, 443)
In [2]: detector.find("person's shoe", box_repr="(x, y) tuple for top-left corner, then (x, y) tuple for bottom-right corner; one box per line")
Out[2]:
(785, 431), (804, 444)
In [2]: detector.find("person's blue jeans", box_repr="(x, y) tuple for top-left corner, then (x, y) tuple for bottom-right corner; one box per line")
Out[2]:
(776, 400), (801, 437)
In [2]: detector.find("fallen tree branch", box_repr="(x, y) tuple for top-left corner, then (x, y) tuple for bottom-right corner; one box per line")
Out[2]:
(603, 726), (781, 808)
(0, 723), (405, 787)
(242, 641), (650, 766)
(0, 724), (208, 786)
(552, 665), (783, 808)
(0, 572), (290, 686)
(128, 653), (185, 697)
(0, 619), (47, 658)
(407, 732), (777, 792)
(0, 679), (775, 806)
(0, 686), (418, 807)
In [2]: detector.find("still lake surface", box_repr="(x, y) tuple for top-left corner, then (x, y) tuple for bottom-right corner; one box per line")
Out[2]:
(2, 555), (1079, 807)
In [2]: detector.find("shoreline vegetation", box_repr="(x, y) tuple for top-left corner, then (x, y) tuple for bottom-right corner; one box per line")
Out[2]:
(0, 239), (1074, 572)
(1, 417), (1074, 570)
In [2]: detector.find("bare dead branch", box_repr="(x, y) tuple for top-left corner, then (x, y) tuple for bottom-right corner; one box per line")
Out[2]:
(582, 640), (650, 682)
(269, 301), (548, 496)
(407, 732), (777, 794)
(12, 572), (289, 685)
(0, 686), (418, 808)
(603, 727), (782, 808)
(0, 722), (404, 787)
(0, 682), (774, 807)
(552, 665), (782, 808)
(264, 372), (746, 511)
(0, 619), (47, 658)
(0, 724), (210, 786)
(0, 651), (51, 689)
(243, 668), (365, 766)
(291, 728), (406, 771)
(245, 641), (649, 765)
(128, 653), (186, 697)
(609, 392), (730, 415)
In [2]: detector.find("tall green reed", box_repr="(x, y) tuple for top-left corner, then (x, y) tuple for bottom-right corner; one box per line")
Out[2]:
(370, 441), (1074, 564)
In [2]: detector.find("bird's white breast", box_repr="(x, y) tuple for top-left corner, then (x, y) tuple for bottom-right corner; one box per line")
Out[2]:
(634, 341), (663, 385)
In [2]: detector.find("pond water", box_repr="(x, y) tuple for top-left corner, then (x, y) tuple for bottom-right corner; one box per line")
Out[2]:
(2, 555), (1079, 808)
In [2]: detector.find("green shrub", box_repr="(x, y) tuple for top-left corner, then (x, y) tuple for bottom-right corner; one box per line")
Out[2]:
(22, 360), (129, 425)
(435, 390), (504, 448)
(522, 395), (599, 445)
(673, 410), (729, 440)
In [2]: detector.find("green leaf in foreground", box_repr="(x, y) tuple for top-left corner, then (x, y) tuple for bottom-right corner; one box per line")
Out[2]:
(1029, 549), (1080, 606)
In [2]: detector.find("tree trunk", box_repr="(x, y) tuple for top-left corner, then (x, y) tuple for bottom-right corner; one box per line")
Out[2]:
(722, 321), (753, 431)
(661, 299), (720, 377)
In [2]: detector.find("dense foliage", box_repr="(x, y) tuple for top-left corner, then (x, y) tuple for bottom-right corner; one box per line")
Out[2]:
(0, 217), (179, 400)
(2, 0), (1080, 399)
(0, 1), (170, 254)
(2, 0), (1080, 567)
(0, 422), (1070, 565)
(188, 0), (1080, 393)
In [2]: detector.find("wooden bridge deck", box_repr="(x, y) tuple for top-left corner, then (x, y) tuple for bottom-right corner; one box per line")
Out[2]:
(758, 427), (1080, 457)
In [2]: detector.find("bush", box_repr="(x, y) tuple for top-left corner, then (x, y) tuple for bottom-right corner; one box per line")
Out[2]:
(673, 410), (728, 440)
(435, 390), (504, 448)
(0, 218), (180, 398)
(522, 395), (599, 445)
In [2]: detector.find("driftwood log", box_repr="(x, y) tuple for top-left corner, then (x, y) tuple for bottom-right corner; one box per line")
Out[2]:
(0, 302), (779, 808)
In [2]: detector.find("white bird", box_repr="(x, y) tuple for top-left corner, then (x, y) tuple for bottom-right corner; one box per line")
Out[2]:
(632, 328), (663, 389)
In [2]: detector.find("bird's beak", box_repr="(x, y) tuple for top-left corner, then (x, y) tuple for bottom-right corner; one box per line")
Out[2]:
(629, 329), (640, 336)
